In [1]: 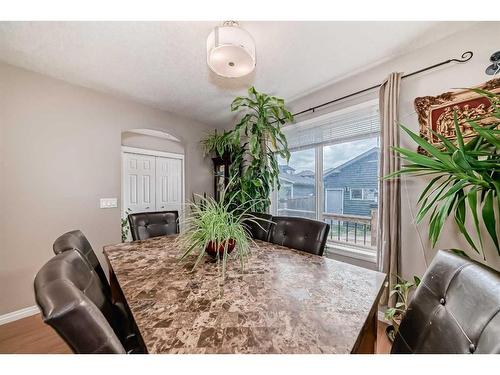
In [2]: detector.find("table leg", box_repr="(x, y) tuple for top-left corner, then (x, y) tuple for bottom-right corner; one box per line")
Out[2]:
(351, 305), (378, 354)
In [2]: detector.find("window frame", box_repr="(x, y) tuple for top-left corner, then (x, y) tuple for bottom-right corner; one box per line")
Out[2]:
(270, 99), (380, 264)
(350, 188), (364, 201)
(363, 188), (378, 202)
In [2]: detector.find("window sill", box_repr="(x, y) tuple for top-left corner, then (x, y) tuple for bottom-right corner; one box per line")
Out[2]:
(325, 242), (378, 264)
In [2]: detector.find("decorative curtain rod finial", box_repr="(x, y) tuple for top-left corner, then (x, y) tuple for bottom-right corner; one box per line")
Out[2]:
(451, 51), (474, 63)
(293, 50), (476, 118)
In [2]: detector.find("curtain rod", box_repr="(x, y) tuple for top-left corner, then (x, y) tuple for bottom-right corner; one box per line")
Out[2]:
(292, 51), (474, 118)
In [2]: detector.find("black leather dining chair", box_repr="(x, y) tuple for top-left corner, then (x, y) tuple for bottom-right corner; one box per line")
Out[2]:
(243, 212), (273, 241)
(34, 249), (144, 354)
(53, 229), (109, 294)
(392, 250), (500, 354)
(128, 210), (179, 241)
(268, 216), (330, 256)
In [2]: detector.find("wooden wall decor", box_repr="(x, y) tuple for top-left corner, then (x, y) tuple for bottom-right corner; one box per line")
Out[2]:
(414, 78), (500, 153)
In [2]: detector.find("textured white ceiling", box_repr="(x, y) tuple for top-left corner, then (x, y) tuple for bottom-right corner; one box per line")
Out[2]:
(0, 21), (475, 128)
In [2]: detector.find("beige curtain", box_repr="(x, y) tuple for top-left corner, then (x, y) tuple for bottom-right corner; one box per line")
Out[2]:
(378, 72), (402, 308)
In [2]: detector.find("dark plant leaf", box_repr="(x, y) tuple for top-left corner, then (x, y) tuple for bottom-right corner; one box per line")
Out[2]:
(482, 190), (500, 254)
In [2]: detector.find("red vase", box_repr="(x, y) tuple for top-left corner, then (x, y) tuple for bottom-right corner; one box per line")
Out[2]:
(205, 239), (236, 258)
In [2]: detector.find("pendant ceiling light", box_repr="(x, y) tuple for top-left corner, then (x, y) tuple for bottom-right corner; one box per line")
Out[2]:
(206, 21), (256, 78)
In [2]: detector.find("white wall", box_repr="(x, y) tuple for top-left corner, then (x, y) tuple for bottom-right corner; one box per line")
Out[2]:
(0, 62), (214, 315)
(288, 22), (500, 279)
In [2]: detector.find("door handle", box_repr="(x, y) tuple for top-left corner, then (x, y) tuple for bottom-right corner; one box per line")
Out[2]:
(145, 206), (150, 209)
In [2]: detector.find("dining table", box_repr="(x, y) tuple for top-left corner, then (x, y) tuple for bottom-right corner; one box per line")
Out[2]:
(103, 235), (386, 354)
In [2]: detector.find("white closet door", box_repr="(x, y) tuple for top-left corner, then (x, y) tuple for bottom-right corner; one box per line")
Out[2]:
(156, 157), (183, 213)
(122, 153), (156, 213)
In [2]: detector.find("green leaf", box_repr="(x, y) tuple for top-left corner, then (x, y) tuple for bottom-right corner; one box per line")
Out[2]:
(392, 146), (446, 170)
(400, 125), (454, 168)
(467, 187), (484, 252)
(428, 128), (458, 153)
(429, 194), (455, 246)
(416, 178), (452, 223)
(451, 149), (471, 170)
(450, 249), (471, 259)
(413, 276), (421, 286)
(417, 175), (443, 204)
(453, 112), (465, 149)
(438, 180), (467, 201)
(454, 194), (479, 253)
(469, 121), (500, 148)
(482, 190), (500, 255)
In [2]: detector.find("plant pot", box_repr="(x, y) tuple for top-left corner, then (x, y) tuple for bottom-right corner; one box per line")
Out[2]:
(205, 239), (236, 258)
(385, 324), (396, 343)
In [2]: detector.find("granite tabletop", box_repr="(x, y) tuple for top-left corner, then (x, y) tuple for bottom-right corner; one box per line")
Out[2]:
(103, 236), (386, 354)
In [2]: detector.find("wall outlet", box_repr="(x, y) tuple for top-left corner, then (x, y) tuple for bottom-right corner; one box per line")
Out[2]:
(100, 198), (118, 209)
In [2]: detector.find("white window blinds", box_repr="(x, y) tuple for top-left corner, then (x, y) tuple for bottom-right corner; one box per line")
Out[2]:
(282, 101), (380, 150)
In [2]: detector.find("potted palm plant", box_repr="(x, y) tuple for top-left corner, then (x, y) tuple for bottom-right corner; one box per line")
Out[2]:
(384, 89), (499, 342)
(176, 182), (264, 280)
(387, 89), (500, 259)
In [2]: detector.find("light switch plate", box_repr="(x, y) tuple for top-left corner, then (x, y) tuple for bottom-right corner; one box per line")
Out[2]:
(100, 198), (118, 209)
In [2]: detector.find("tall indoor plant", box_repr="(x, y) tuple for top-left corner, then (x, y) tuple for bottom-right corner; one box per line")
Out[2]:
(228, 86), (294, 212)
(388, 90), (500, 258)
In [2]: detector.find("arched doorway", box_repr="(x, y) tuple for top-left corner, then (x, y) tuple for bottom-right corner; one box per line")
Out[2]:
(120, 129), (185, 241)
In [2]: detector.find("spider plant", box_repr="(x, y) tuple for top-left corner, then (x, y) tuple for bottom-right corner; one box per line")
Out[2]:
(387, 89), (500, 258)
(176, 182), (264, 280)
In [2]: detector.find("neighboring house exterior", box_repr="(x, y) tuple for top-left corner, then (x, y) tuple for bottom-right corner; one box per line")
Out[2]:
(278, 147), (379, 218)
(323, 147), (379, 216)
(278, 165), (314, 201)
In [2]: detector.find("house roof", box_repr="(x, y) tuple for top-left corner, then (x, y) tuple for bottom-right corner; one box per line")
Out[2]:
(278, 147), (378, 186)
(296, 170), (314, 177)
(323, 147), (379, 178)
(279, 172), (315, 186)
(279, 165), (295, 173)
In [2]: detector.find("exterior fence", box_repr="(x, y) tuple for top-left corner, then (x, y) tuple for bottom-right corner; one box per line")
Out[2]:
(322, 209), (377, 250)
(277, 204), (378, 250)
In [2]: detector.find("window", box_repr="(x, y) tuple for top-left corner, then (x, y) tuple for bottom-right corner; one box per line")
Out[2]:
(349, 188), (378, 201)
(276, 148), (316, 219)
(272, 100), (380, 263)
(364, 188), (378, 202)
(350, 188), (363, 200)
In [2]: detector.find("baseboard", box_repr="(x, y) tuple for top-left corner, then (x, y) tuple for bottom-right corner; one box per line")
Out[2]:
(0, 305), (39, 325)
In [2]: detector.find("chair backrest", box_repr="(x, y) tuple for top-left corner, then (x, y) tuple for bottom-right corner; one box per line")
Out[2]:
(52, 230), (109, 293)
(392, 250), (500, 354)
(128, 211), (179, 241)
(34, 250), (126, 354)
(268, 216), (330, 256)
(243, 212), (273, 241)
